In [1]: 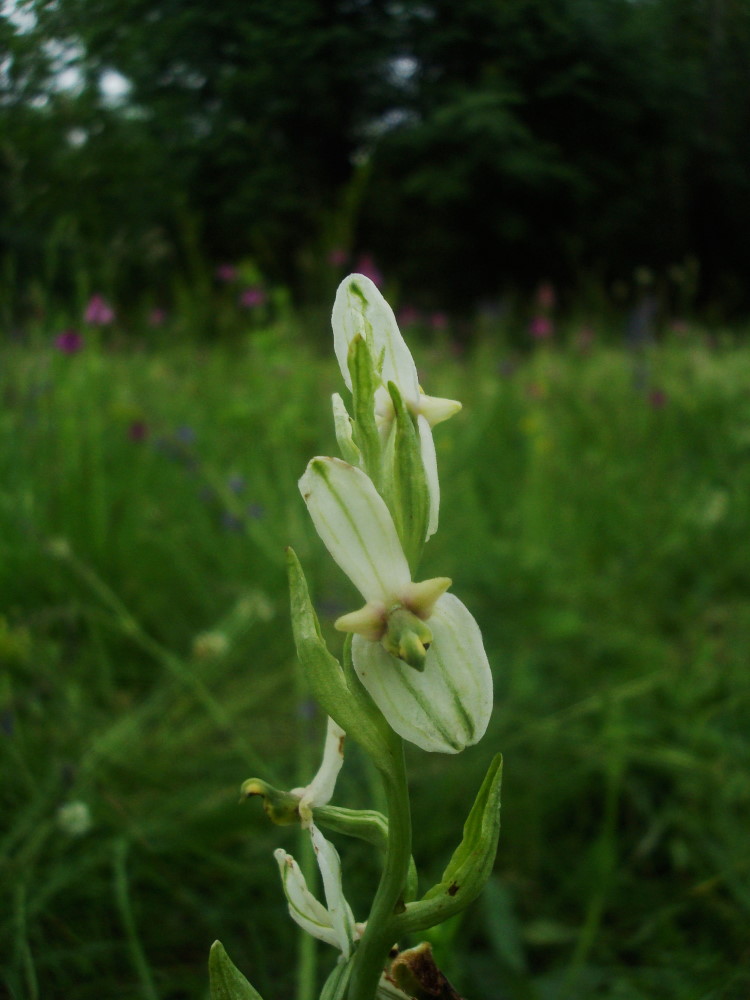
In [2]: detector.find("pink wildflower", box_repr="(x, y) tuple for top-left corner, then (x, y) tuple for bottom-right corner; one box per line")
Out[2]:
(239, 286), (267, 308)
(430, 311), (449, 332)
(84, 295), (115, 326)
(216, 263), (238, 283)
(529, 315), (554, 340)
(354, 254), (383, 287)
(55, 329), (83, 353)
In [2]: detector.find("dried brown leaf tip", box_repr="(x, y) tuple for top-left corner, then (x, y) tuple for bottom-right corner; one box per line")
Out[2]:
(388, 942), (465, 1000)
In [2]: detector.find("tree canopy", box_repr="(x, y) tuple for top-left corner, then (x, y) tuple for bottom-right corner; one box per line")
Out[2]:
(2, 0), (750, 314)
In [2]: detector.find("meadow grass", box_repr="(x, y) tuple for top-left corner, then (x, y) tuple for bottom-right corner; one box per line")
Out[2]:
(1, 318), (749, 1000)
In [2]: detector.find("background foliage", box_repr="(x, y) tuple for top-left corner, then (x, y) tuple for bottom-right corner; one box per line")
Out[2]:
(3, 0), (750, 315)
(2, 308), (750, 999)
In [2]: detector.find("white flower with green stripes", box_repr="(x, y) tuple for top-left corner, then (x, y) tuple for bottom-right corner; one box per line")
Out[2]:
(331, 273), (461, 539)
(299, 456), (492, 754)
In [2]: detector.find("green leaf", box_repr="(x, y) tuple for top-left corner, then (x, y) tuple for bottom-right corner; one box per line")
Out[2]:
(348, 335), (382, 487)
(315, 803), (419, 902)
(209, 941), (264, 1000)
(381, 380), (429, 573)
(394, 754), (503, 933)
(286, 548), (392, 770)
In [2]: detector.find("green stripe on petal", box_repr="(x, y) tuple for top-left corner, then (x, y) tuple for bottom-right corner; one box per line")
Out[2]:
(299, 457), (411, 605)
(309, 823), (357, 959)
(274, 848), (341, 949)
(351, 594), (493, 754)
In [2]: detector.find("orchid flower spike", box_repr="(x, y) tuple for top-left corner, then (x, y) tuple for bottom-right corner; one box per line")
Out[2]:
(291, 716), (346, 827)
(332, 273), (461, 539)
(299, 456), (492, 753)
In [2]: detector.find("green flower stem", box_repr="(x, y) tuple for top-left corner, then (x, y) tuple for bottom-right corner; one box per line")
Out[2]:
(347, 730), (412, 1000)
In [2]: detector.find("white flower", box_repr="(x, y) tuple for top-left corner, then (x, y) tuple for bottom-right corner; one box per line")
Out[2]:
(275, 823), (360, 959)
(332, 274), (461, 539)
(291, 716), (346, 827)
(299, 456), (493, 753)
(275, 825), (412, 999)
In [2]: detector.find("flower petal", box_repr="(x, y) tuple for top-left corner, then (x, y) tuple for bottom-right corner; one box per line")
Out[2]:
(351, 593), (493, 753)
(293, 717), (346, 824)
(274, 848), (340, 949)
(418, 393), (462, 428)
(331, 392), (361, 466)
(299, 457), (411, 605)
(332, 274), (419, 407)
(309, 823), (357, 959)
(417, 415), (440, 539)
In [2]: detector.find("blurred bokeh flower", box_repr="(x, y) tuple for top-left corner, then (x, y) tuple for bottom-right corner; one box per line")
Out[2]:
(239, 286), (267, 308)
(529, 314), (554, 340)
(354, 254), (383, 287)
(56, 801), (92, 837)
(55, 329), (83, 353)
(215, 263), (237, 282)
(84, 294), (115, 326)
(148, 307), (167, 326)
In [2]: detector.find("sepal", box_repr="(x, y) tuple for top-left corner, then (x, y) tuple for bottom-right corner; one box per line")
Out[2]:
(351, 593), (493, 754)
(394, 754), (503, 933)
(286, 548), (393, 771)
(348, 335), (382, 485)
(381, 380), (429, 569)
(209, 941), (264, 1000)
(332, 393), (361, 467)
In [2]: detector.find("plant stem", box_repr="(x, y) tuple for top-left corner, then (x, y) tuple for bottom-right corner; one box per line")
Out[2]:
(347, 732), (412, 1000)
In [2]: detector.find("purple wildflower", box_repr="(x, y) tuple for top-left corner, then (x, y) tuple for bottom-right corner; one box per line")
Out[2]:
(354, 254), (383, 287)
(529, 315), (554, 341)
(55, 329), (83, 354)
(216, 263), (238, 283)
(239, 286), (267, 308)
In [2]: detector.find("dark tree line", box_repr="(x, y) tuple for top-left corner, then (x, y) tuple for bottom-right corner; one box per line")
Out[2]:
(2, 0), (750, 315)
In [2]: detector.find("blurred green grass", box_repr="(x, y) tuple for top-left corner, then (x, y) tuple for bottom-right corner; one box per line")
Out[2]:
(1, 321), (749, 1000)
